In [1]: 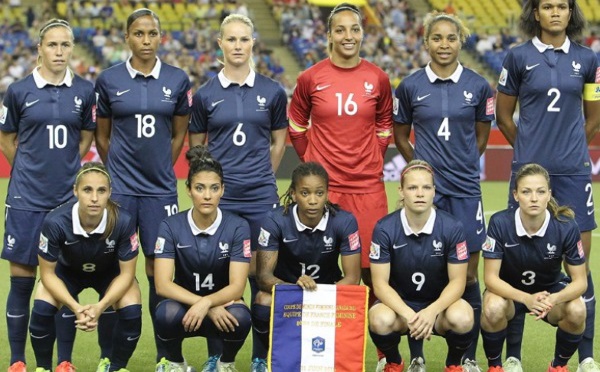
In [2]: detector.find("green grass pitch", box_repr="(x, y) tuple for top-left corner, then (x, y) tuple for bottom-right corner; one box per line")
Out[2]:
(0, 179), (598, 371)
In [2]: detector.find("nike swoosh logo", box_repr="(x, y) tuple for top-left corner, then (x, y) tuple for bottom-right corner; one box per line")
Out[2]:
(211, 99), (224, 107)
(64, 240), (79, 245)
(393, 243), (407, 249)
(127, 335), (141, 341)
(283, 238), (298, 243)
(62, 313), (76, 318)
(417, 94), (431, 101)
(176, 243), (192, 249)
(6, 312), (25, 318)
(587, 209), (594, 215)
(526, 63), (540, 70)
(30, 333), (50, 339)
(25, 99), (40, 107)
(116, 89), (131, 96)
(316, 84), (331, 91)
(504, 242), (520, 247)
(477, 228), (484, 234)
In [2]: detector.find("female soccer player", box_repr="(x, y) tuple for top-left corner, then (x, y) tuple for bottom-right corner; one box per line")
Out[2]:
(495, 1), (600, 370)
(253, 162), (362, 360)
(94, 8), (192, 362)
(153, 146), (252, 372)
(188, 13), (287, 371)
(288, 0), (393, 317)
(30, 162), (142, 372)
(369, 160), (474, 372)
(394, 11), (494, 369)
(0, 18), (96, 372)
(481, 163), (587, 372)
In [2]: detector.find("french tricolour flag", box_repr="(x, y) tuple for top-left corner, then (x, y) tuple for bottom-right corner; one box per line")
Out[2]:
(269, 284), (368, 372)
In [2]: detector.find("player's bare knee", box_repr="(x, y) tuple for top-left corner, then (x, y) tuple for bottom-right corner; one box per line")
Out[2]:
(254, 290), (272, 306)
(482, 296), (508, 326)
(445, 300), (474, 333)
(562, 298), (586, 329)
(116, 282), (142, 309)
(368, 305), (396, 333)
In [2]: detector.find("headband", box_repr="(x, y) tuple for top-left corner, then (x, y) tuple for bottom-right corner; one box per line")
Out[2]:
(39, 21), (70, 37)
(401, 164), (434, 178)
(75, 167), (111, 184)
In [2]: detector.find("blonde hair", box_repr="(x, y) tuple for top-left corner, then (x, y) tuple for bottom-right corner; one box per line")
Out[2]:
(423, 11), (470, 44)
(219, 13), (255, 69)
(397, 159), (434, 210)
(37, 18), (74, 66)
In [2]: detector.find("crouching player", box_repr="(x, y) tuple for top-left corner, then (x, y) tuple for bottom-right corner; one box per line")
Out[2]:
(481, 164), (587, 372)
(30, 163), (142, 372)
(153, 146), (251, 372)
(369, 160), (474, 372)
(252, 162), (362, 369)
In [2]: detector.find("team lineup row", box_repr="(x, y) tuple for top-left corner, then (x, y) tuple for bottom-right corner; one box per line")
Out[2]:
(0, 0), (599, 371)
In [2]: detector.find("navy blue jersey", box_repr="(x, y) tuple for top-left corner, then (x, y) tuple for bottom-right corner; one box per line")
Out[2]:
(483, 209), (585, 293)
(497, 37), (599, 175)
(189, 70), (288, 204)
(257, 205), (361, 284)
(394, 64), (494, 196)
(38, 201), (138, 274)
(1, 69), (96, 211)
(154, 209), (251, 296)
(95, 59), (192, 196)
(370, 209), (468, 302)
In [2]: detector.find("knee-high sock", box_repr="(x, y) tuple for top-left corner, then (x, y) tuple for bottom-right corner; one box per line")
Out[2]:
(481, 329), (507, 368)
(369, 331), (402, 365)
(505, 311), (524, 360)
(579, 273), (595, 362)
(29, 300), (58, 370)
(7, 276), (35, 364)
(55, 306), (76, 364)
(109, 305), (142, 371)
(221, 304), (252, 363)
(445, 329), (472, 366)
(148, 275), (166, 362)
(553, 328), (583, 367)
(154, 300), (186, 363)
(251, 303), (270, 359)
(462, 282), (481, 361)
(98, 306), (118, 359)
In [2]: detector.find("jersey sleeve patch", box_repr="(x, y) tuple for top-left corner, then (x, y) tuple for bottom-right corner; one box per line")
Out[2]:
(39, 233), (48, 253)
(348, 231), (360, 251)
(486, 97), (495, 116)
(130, 233), (139, 252)
(498, 67), (508, 87)
(369, 242), (380, 260)
(154, 237), (165, 254)
(258, 228), (270, 247)
(577, 240), (585, 259)
(482, 236), (496, 252)
(456, 241), (468, 260)
(187, 89), (193, 107)
(243, 239), (252, 258)
(0, 104), (7, 125)
(596, 67), (600, 83)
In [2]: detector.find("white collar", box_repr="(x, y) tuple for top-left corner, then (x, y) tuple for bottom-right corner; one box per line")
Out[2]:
(425, 62), (463, 83)
(125, 56), (161, 79)
(515, 208), (551, 238)
(532, 36), (571, 53)
(72, 202), (107, 237)
(292, 204), (329, 232)
(33, 66), (74, 88)
(217, 68), (255, 88)
(400, 208), (436, 236)
(188, 208), (222, 236)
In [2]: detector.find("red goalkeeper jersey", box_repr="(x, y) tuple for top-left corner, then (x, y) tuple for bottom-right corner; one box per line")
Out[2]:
(288, 58), (393, 193)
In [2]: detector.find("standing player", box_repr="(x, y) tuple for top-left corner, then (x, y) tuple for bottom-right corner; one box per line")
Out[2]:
(394, 11), (494, 370)
(188, 13), (287, 372)
(153, 146), (252, 372)
(288, 0), (393, 314)
(495, 1), (600, 370)
(30, 163), (142, 372)
(481, 163), (587, 372)
(253, 162), (362, 359)
(0, 18), (95, 372)
(94, 8), (192, 366)
(369, 160), (475, 372)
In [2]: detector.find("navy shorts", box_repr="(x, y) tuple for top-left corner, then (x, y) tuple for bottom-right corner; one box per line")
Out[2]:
(508, 173), (596, 231)
(54, 264), (119, 298)
(2, 208), (47, 266)
(111, 194), (178, 257)
(220, 203), (278, 252)
(435, 195), (485, 253)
